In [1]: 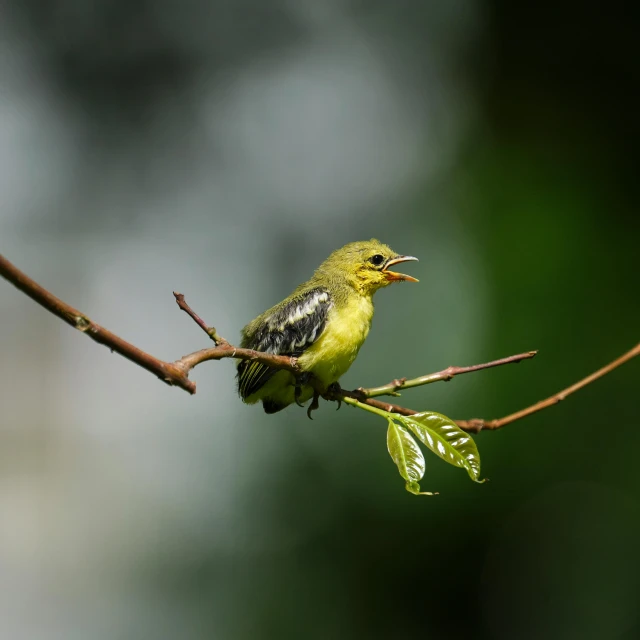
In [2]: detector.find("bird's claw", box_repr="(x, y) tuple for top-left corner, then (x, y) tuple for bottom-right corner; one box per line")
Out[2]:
(297, 378), (342, 418)
(294, 384), (304, 407)
(324, 382), (343, 411)
(307, 390), (320, 420)
(294, 372), (311, 408)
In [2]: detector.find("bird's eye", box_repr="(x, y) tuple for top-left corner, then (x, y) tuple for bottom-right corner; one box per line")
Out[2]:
(369, 254), (385, 267)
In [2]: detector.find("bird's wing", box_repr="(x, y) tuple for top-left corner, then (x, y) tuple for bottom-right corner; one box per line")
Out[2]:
(237, 288), (333, 399)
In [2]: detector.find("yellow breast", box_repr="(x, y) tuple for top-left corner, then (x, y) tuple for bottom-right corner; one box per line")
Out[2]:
(298, 294), (374, 387)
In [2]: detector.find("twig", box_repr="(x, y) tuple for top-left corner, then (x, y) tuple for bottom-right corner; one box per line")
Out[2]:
(454, 342), (640, 432)
(173, 292), (227, 345)
(358, 351), (538, 398)
(176, 345), (299, 376)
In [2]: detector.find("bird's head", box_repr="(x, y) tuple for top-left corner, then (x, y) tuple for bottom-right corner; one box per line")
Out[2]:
(317, 239), (419, 295)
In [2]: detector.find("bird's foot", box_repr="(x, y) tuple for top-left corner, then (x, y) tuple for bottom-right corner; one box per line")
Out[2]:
(323, 382), (343, 411)
(294, 372), (312, 408)
(306, 389), (321, 420)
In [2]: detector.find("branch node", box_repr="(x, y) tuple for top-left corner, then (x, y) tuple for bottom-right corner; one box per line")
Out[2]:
(352, 388), (368, 402)
(75, 316), (91, 332)
(466, 419), (485, 434)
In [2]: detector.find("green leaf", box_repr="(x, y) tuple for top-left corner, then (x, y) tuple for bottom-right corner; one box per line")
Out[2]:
(399, 412), (486, 483)
(386, 420), (437, 496)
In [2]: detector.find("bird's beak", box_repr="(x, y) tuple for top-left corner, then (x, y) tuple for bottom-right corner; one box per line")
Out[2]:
(382, 255), (419, 282)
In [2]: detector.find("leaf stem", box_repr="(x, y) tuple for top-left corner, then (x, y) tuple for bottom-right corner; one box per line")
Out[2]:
(342, 396), (395, 420)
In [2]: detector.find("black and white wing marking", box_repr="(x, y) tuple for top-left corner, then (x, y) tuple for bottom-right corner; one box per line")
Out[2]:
(237, 288), (332, 399)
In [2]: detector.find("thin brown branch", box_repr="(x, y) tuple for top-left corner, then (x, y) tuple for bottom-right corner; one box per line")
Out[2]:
(0, 253), (196, 392)
(455, 342), (640, 432)
(0, 253), (299, 395)
(173, 291), (227, 345)
(358, 350), (538, 398)
(177, 345), (299, 374)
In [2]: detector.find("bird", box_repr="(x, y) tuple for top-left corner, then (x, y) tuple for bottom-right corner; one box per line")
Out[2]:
(236, 239), (418, 415)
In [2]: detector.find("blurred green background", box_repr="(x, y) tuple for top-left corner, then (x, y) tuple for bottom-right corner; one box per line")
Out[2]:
(1, 2), (638, 639)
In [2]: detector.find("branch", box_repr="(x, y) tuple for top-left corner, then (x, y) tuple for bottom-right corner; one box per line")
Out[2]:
(0, 254), (200, 391)
(344, 343), (640, 433)
(357, 351), (538, 398)
(0, 253), (299, 395)
(454, 342), (640, 432)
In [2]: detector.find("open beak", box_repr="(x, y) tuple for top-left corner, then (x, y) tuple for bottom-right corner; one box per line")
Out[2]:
(382, 255), (419, 282)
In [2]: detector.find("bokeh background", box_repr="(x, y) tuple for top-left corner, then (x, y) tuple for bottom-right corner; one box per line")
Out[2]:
(1, 2), (638, 639)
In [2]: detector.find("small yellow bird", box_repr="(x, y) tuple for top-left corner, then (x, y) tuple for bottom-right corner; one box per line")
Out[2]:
(237, 239), (418, 414)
